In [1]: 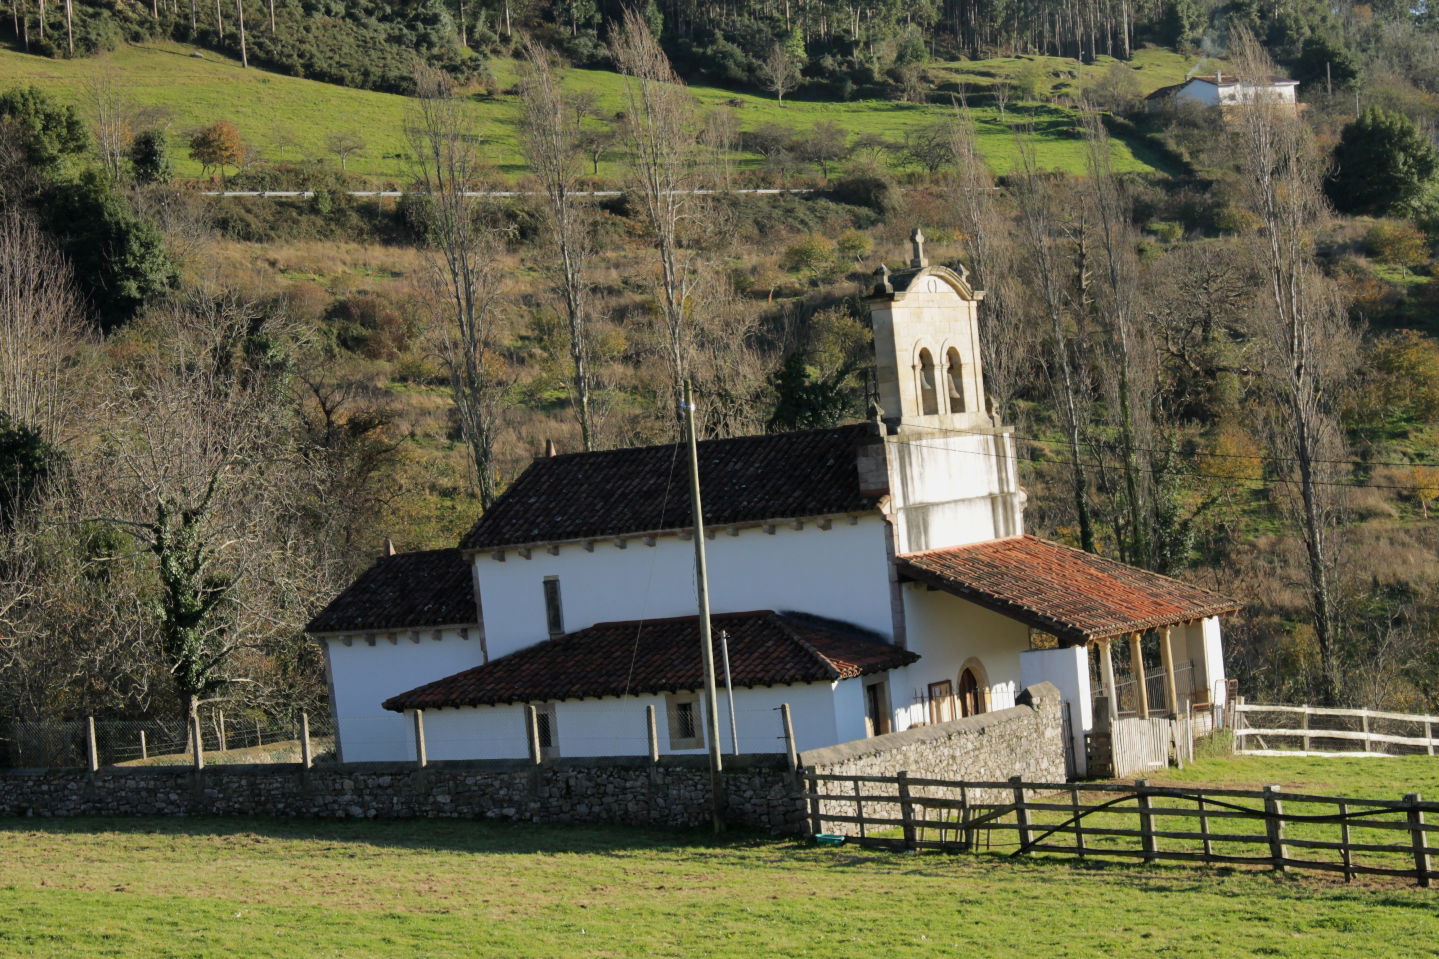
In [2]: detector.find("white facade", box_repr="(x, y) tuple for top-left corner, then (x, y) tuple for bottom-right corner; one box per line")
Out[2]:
(1173, 76), (1298, 108)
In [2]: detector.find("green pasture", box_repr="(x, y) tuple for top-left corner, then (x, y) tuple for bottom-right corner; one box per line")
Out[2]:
(0, 42), (1196, 183)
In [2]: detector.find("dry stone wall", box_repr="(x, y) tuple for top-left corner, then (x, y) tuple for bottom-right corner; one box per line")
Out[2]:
(800, 682), (1065, 822)
(0, 685), (1064, 834)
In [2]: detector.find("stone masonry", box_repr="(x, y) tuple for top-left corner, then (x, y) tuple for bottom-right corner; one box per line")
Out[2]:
(0, 684), (1063, 834)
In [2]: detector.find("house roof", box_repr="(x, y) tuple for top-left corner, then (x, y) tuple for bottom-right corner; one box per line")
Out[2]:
(459, 425), (880, 551)
(894, 536), (1240, 644)
(381, 610), (918, 710)
(305, 548), (476, 634)
(1146, 75), (1298, 99)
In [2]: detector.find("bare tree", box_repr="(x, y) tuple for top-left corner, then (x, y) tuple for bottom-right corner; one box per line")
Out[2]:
(518, 40), (596, 451)
(86, 67), (132, 181)
(1231, 32), (1358, 704)
(406, 67), (508, 506)
(944, 103), (1025, 418)
(0, 206), (88, 442)
(326, 131), (366, 172)
(758, 42), (801, 105)
(611, 10), (706, 421)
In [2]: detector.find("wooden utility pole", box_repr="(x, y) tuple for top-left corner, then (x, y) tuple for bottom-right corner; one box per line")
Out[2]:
(684, 379), (725, 833)
(235, 0), (247, 67)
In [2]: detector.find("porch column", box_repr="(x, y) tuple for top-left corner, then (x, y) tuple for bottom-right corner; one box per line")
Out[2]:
(1129, 632), (1150, 719)
(1099, 638), (1119, 725)
(1159, 626), (1179, 717)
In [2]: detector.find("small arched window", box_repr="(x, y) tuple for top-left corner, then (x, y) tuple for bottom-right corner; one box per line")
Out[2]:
(945, 348), (965, 413)
(917, 349), (938, 415)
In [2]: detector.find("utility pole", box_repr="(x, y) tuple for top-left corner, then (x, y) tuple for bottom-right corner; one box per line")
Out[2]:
(684, 379), (725, 833)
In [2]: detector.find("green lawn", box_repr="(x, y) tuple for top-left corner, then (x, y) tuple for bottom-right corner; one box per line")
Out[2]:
(0, 42), (1192, 182)
(1, 811), (1436, 959)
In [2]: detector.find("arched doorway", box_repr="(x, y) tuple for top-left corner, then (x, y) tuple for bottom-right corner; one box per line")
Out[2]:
(958, 668), (982, 717)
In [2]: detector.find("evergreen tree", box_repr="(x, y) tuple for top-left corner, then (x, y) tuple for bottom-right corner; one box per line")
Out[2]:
(1327, 107), (1439, 215)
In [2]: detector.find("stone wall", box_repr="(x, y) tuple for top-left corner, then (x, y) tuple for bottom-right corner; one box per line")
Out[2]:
(799, 682), (1065, 822)
(0, 684), (1064, 834)
(0, 755), (806, 833)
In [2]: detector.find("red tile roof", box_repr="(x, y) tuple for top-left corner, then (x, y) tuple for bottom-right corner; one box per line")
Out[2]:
(895, 536), (1240, 644)
(305, 548), (476, 634)
(459, 425), (879, 551)
(382, 611), (917, 710)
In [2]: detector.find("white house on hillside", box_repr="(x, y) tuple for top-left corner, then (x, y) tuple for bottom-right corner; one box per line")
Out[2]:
(1147, 72), (1299, 115)
(307, 231), (1239, 776)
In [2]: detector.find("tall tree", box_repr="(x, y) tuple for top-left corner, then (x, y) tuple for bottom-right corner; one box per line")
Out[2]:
(611, 8), (705, 423)
(406, 67), (508, 507)
(518, 40), (596, 451)
(1232, 33), (1358, 705)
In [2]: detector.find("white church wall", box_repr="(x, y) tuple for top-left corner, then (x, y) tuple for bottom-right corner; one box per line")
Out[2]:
(894, 584), (1030, 730)
(325, 628), (482, 763)
(395, 681), (847, 762)
(1020, 645), (1092, 776)
(475, 516), (895, 661)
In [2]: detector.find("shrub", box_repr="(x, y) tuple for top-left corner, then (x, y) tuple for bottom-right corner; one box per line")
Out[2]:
(1365, 220), (1431, 269)
(826, 170), (899, 217)
(129, 129), (173, 184)
(781, 233), (836, 274)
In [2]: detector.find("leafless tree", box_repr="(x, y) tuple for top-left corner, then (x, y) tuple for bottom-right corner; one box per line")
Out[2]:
(518, 40), (596, 451)
(0, 206), (88, 442)
(611, 10), (707, 422)
(1231, 32), (1358, 704)
(406, 67), (509, 506)
(1010, 137), (1097, 553)
(758, 42), (801, 105)
(86, 67), (132, 181)
(326, 131), (366, 172)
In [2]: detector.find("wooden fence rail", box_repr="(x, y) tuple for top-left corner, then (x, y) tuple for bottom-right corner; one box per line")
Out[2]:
(803, 772), (1439, 887)
(1234, 703), (1439, 757)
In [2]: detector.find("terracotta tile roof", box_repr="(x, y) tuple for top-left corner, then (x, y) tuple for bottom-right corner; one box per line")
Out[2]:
(895, 536), (1240, 644)
(382, 610), (917, 710)
(459, 425), (879, 551)
(306, 548), (476, 634)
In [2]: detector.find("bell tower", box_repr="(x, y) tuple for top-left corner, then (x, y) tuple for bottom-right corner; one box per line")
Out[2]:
(862, 229), (1025, 554)
(867, 229), (989, 432)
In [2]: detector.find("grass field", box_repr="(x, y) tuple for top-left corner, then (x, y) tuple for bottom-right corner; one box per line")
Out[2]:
(0, 42), (1194, 182)
(2, 754), (1437, 958)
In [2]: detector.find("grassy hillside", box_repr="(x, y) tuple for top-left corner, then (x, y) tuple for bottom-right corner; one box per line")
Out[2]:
(0, 42), (1196, 182)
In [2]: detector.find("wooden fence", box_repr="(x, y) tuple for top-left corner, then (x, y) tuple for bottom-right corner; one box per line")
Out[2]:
(803, 772), (1439, 887)
(1234, 703), (1439, 757)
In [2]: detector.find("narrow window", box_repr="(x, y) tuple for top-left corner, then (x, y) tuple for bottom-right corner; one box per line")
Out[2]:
(917, 349), (938, 415)
(666, 692), (704, 750)
(945, 348), (965, 413)
(543, 576), (564, 637)
(535, 703), (559, 758)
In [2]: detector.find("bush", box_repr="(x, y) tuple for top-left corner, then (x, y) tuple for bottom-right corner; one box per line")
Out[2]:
(781, 233), (836, 274)
(1328, 107), (1439, 216)
(826, 170), (899, 217)
(129, 129), (173, 184)
(1365, 220), (1431, 269)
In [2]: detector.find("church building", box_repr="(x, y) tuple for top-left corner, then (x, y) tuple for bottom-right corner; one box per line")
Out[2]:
(307, 231), (1238, 776)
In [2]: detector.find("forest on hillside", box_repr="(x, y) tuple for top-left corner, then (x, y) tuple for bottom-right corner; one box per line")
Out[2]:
(1, 0), (1439, 731)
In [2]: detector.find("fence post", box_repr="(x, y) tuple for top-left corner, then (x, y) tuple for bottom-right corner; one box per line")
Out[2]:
(190, 709), (205, 772)
(1135, 778), (1156, 862)
(780, 703), (798, 771)
(524, 705), (541, 765)
(1071, 786), (1085, 859)
(807, 771), (823, 838)
(85, 717), (98, 773)
(1198, 793), (1213, 859)
(412, 709), (427, 769)
(1427, 719), (1435, 757)
(1264, 785), (1288, 872)
(1340, 801), (1353, 882)
(1301, 706), (1310, 755)
(300, 712), (313, 769)
(217, 709), (227, 753)
(1011, 776), (1031, 854)
(898, 770), (917, 850)
(1362, 711), (1372, 754)
(646, 704), (659, 763)
(139, 729), (147, 761)
(1406, 793), (1431, 888)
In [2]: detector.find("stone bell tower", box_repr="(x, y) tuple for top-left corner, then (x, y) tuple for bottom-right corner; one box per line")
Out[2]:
(861, 229), (1026, 554)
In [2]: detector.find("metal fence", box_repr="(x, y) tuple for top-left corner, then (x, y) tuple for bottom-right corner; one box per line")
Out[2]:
(0, 711), (335, 769)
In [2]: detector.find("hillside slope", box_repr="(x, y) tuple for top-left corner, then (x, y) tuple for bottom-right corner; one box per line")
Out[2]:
(0, 42), (1191, 181)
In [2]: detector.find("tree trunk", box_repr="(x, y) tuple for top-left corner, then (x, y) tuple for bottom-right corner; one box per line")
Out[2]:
(235, 0), (246, 67)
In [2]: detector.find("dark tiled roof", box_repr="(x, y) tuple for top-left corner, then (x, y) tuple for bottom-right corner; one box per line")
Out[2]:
(895, 536), (1241, 644)
(306, 548), (476, 634)
(382, 610), (917, 710)
(460, 425), (879, 550)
